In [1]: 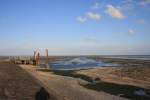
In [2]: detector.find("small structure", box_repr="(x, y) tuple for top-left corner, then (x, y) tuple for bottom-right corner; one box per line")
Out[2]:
(10, 56), (36, 65)
(10, 49), (49, 67)
(36, 49), (50, 70)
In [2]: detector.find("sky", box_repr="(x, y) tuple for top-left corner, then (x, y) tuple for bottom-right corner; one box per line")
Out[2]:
(0, 0), (150, 56)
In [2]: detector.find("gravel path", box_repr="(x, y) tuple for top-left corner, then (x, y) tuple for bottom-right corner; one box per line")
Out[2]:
(20, 64), (128, 100)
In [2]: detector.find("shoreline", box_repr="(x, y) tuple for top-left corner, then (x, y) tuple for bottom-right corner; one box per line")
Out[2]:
(19, 62), (150, 100)
(49, 66), (119, 71)
(1, 56), (149, 100)
(47, 56), (150, 71)
(19, 64), (128, 100)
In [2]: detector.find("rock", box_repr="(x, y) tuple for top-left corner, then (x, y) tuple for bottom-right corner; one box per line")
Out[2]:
(94, 77), (101, 81)
(134, 90), (147, 96)
(77, 78), (89, 85)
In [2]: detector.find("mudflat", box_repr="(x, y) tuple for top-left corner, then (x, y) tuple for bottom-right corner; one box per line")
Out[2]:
(20, 64), (128, 100)
(0, 61), (41, 100)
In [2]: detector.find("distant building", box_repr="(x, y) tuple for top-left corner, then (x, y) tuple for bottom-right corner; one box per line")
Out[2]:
(10, 56), (36, 65)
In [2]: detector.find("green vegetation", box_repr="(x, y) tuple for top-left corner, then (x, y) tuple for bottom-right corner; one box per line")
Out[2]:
(38, 69), (150, 100)
(82, 82), (150, 100)
(37, 69), (51, 72)
(51, 70), (93, 82)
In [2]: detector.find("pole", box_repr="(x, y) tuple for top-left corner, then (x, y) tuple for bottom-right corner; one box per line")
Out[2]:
(46, 49), (48, 63)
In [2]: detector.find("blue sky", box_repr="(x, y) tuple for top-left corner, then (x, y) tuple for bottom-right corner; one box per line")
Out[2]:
(0, 0), (150, 55)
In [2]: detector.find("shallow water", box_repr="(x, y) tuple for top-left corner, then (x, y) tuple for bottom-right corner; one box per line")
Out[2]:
(104, 55), (150, 60)
(49, 57), (118, 70)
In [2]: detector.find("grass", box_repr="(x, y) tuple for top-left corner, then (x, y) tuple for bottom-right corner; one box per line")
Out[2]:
(112, 66), (150, 81)
(82, 82), (150, 100)
(39, 69), (150, 100)
(37, 68), (51, 72)
(51, 70), (93, 82)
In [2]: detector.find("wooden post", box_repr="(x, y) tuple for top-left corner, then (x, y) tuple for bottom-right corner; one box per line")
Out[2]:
(46, 49), (48, 63)
(34, 51), (36, 60)
(36, 52), (40, 66)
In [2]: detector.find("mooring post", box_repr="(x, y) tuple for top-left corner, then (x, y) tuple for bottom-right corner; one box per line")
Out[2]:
(34, 51), (36, 59)
(45, 49), (48, 63)
(45, 49), (50, 69)
(36, 52), (40, 66)
(33, 51), (37, 65)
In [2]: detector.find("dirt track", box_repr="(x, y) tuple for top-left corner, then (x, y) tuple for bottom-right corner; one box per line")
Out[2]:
(0, 61), (130, 100)
(0, 61), (46, 100)
(20, 64), (128, 100)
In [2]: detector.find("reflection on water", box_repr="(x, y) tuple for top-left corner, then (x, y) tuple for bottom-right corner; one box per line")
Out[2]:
(49, 57), (118, 70)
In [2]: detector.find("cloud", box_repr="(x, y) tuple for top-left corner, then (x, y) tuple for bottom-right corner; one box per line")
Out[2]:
(106, 5), (125, 20)
(128, 29), (135, 34)
(77, 16), (87, 23)
(87, 12), (101, 21)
